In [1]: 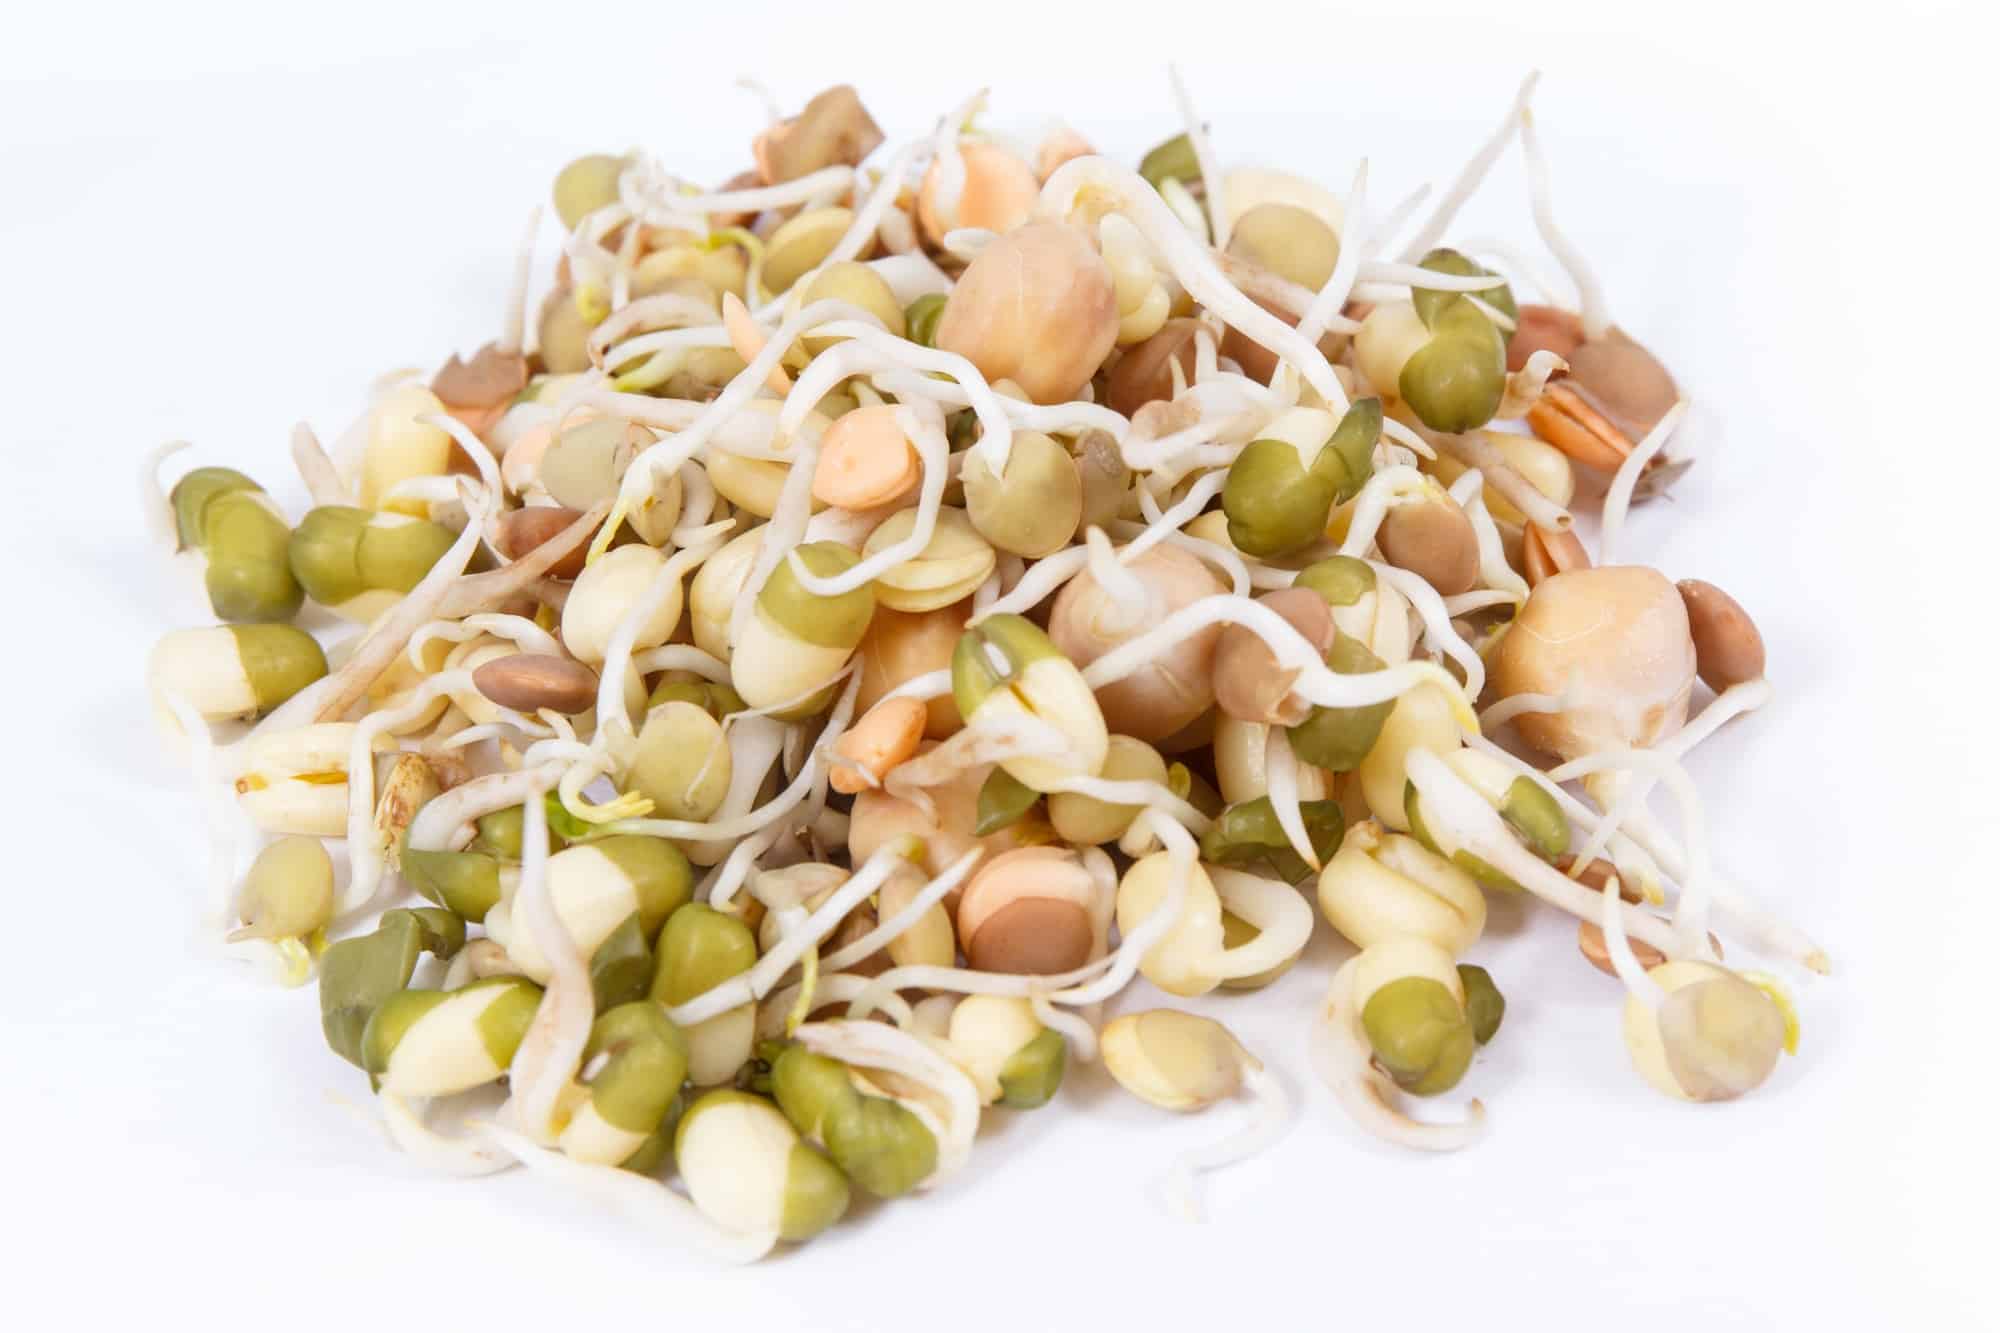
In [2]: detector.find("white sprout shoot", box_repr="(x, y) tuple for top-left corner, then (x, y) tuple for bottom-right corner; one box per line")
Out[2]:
(1402, 748), (1685, 956)
(408, 613), (561, 668)
(1453, 473), (1530, 603)
(1478, 690), (1569, 732)
(142, 440), (193, 550)
(792, 1019), (983, 1187)
(404, 762), (568, 853)
(1451, 234), (1572, 306)
(290, 423), (350, 507)
(507, 775), (594, 1144)
(1599, 870), (1668, 1008)
(475, 1122), (778, 1264)
(818, 851), (985, 974)
(1308, 958), (1485, 1151)
(157, 688), (240, 928)
(1040, 773), (1213, 837)
(1362, 561), (1487, 699)
(670, 844), (978, 1028)
(606, 678), (858, 844)
(1161, 1046), (1290, 1224)
(880, 668), (952, 707)
(1083, 525), (1152, 629)
(338, 670), (477, 918)
(264, 481), (493, 735)
(1038, 157), (1350, 412)
(591, 523), (731, 760)
(499, 205), (541, 357)
(924, 88), (989, 239)
(554, 745), (650, 826)
(1054, 810), (1199, 1006)
(1364, 181), (1432, 260)
(1336, 465), (1430, 558)
(628, 644), (731, 682)
(1496, 348), (1568, 419)
(594, 298), (881, 564)
(757, 974), (917, 1037)
(940, 227), (997, 262)
(378, 1091), (516, 1177)
(1166, 64), (1228, 245)
(1263, 727), (1319, 871)
(1519, 100), (1611, 339)
(1598, 398), (1689, 564)
(1460, 730), (1670, 901)
(588, 291), (722, 367)
(736, 75), (785, 125)
(682, 166), (859, 219)
(1398, 71), (1542, 263)
(803, 321), (1016, 473)
(868, 368), (1130, 440)
(1546, 747), (1716, 958)
(1080, 593), (1477, 720)
(1465, 295), (1518, 332)
(969, 547), (1088, 625)
(672, 458), (723, 542)
(1294, 159), (1369, 350)
(787, 401), (948, 595)
(1353, 260), (1510, 294)
(1420, 427), (1573, 530)
(1031, 993), (1099, 1063)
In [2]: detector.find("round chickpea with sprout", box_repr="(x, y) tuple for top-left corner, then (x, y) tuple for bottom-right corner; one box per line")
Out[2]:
(140, 68), (1817, 1257)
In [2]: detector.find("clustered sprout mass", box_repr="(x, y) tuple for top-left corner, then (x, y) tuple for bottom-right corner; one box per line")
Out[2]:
(142, 70), (1822, 1255)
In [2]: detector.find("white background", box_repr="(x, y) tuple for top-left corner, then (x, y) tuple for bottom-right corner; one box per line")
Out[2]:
(3, 1), (1992, 1327)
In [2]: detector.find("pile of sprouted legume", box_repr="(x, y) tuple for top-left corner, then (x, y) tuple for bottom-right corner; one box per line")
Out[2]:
(142, 70), (1826, 1254)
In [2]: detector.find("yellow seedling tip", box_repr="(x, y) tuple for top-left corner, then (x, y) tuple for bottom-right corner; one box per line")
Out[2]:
(586, 498), (629, 566)
(274, 937), (314, 989)
(785, 945), (819, 1036)
(1740, 970), (1800, 1055)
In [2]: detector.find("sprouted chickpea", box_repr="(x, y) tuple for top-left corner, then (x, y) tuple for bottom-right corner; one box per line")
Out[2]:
(139, 71), (1825, 1252)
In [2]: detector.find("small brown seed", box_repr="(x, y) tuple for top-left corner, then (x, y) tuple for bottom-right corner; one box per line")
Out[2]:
(433, 342), (530, 411)
(472, 653), (600, 715)
(1677, 579), (1766, 692)
(1212, 587), (1333, 725)
(1506, 304), (1586, 373)
(1378, 495), (1480, 596)
(495, 506), (590, 579)
(1103, 319), (1201, 417)
(1577, 919), (1722, 978)
(1557, 856), (1646, 904)
(964, 896), (1093, 976)
(1522, 522), (1589, 587)
(826, 906), (890, 979)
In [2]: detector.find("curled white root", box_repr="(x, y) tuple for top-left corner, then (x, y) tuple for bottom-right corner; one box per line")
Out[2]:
(379, 1092), (515, 1177)
(1161, 1053), (1290, 1223)
(1599, 398), (1688, 564)
(793, 1019), (983, 1188)
(1309, 959), (1485, 1151)
(475, 1122), (777, 1264)
(506, 773), (593, 1144)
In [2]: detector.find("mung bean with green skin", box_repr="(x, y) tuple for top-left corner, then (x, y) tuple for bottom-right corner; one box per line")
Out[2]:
(318, 908), (467, 1068)
(362, 975), (543, 1096)
(149, 623), (327, 722)
(1222, 399), (1382, 558)
(172, 467), (304, 622)
(674, 1090), (851, 1242)
(288, 505), (456, 618)
(559, 1002), (689, 1167)
(653, 904), (760, 1086)
(768, 1041), (939, 1198)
